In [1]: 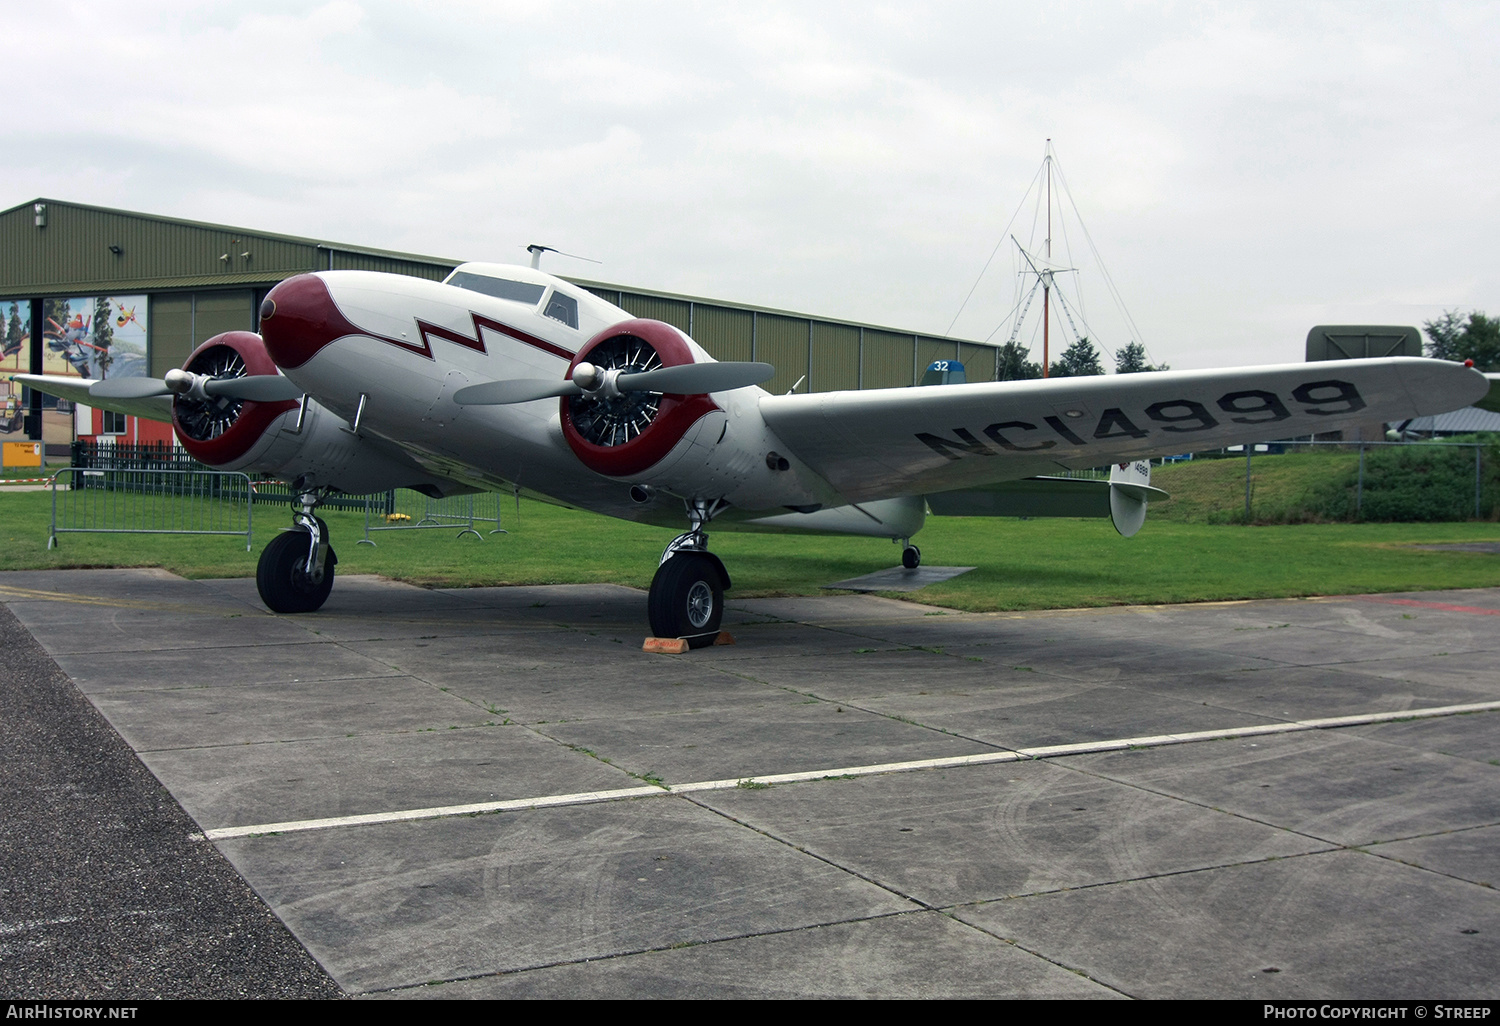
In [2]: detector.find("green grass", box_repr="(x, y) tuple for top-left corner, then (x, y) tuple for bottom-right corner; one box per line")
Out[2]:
(2, 487), (1498, 612)
(909, 518), (1500, 611)
(1150, 451), (1357, 523)
(1150, 443), (1500, 525)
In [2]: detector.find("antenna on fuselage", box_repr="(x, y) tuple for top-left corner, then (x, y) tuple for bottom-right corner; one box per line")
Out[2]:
(525, 244), (602, 270)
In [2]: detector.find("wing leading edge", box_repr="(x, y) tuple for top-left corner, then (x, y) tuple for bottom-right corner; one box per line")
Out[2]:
(9, 374), (174, 423)
(759, 357), (1486, 504)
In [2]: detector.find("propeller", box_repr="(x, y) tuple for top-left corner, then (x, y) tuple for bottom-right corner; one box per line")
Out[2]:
(453, 361), (774, 406)
(452, 377), (583, 406)
(197, 374), (305, 403)
(88, 377), (177, 399)
(88, 370), (304, 403)
(618, 362), (774, 395)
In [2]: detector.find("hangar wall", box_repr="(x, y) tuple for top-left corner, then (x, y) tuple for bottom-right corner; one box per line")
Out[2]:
(577, 281), (996, 397)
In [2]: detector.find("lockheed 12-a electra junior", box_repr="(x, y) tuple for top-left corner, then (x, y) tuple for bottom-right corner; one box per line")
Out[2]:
(13, 263), (1490, 645)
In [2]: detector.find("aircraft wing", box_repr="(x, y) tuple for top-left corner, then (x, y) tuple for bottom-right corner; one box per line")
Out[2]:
(8, 374), (174, 423)
(760, 357), (1486, 503)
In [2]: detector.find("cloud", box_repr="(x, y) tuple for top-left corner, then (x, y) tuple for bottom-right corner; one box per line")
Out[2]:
(3, 1), (1498, 369)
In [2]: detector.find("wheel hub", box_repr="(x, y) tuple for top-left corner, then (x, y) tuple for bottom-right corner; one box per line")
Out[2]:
(686, 580), (714, 629)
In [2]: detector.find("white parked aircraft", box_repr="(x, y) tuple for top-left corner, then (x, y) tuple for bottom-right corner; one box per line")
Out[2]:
(13, 263), (1488, 645)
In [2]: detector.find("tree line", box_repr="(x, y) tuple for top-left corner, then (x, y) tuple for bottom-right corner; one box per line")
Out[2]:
(989, 308), (1500, 383)
(995, 337), (1168, 380)
(1424, 311), (1499, 372)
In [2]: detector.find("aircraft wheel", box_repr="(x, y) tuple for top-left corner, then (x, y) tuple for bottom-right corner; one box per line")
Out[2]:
(901, 545), (921, 570)
(257, 528), (336, 613)
(648, 552), (724, 648)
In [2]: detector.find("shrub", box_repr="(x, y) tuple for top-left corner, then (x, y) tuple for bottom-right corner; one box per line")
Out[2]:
(1309, 442), (1498, 522)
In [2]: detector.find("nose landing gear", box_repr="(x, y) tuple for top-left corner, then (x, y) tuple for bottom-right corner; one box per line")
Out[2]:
(648, 498), (731, 648)
(257, 485), (338, 614)
(901, 538), (921, 569)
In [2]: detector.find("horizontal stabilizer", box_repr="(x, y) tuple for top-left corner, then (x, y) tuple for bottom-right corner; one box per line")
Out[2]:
(928, 461), (1163, 537)
(926, 475), (1167, 519)
(1477, 374), (1500, 415)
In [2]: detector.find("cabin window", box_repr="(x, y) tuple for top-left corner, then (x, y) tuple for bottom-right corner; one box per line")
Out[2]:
(543, 292), (579, 329)
(446, 272), (546, 306)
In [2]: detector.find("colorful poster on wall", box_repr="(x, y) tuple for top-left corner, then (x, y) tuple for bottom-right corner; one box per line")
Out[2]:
(60, 296), (148, 379)
(1, 300), (28, 375)
(1, 296), (148, 443)
(0, 295), (149, 379)
(1, 302), (32, 438)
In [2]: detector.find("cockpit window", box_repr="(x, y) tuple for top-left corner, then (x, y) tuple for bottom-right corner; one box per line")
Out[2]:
(447, 271), (546, 306)
(543, 292), (579, 329)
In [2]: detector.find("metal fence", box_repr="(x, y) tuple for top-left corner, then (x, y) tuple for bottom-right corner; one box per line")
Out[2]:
(357, 489), (507, 544)
(58, 439), (1494, 534)
(248, 479), (377, 512)
(1145, 440), (1494, 525)
(66, 442), (484, 518)
(70, 439), (194, 472)
(69, 442), (364, 510)
(50, 467), (256, 550)
(47, 461), (507, 550)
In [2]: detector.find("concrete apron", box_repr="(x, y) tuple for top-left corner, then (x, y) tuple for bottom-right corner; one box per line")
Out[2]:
(3, 568), (1499, 999)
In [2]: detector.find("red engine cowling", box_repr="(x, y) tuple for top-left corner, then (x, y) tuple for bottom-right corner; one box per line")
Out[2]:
(171, 331), (299, 467)
(561, 319), (719, 478)
(169, 330), (439, 494)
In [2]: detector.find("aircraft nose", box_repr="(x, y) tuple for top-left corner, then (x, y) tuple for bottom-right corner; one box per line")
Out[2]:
(259, 274), (362, 369)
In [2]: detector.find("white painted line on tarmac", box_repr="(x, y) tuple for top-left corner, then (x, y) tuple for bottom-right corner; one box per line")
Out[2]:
(202, 785), (669, 841)
(201, 699), (1500, 842)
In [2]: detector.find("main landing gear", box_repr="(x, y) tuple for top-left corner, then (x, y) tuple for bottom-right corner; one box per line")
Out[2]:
(257, 486), (338, 614)
(648, 498), (731, 648)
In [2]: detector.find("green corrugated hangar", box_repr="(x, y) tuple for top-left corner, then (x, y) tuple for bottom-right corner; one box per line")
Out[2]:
(0, 197), (1001, 446)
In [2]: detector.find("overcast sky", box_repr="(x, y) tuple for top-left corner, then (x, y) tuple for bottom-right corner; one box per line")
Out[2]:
(6, 1), (1497, 370)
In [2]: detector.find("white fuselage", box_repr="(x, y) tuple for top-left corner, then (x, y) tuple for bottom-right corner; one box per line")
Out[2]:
(263, 265), (864, 531)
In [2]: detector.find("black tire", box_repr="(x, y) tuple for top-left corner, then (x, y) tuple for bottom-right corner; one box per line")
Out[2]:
(901, 545), (921, 569)
(256, 529), (335, 613)
(648, 553), (724, 648)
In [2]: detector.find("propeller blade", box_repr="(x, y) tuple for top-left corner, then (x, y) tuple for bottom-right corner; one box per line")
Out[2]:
(618, 361), (774, 395)
(453, 379), (584, 405)
(203, 375), (305, 403)
(88, 377), (172, 399)
(452, 361), (774, 406)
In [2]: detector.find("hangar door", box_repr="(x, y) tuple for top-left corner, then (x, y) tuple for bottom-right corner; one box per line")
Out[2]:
(149, 291), (257, 376)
